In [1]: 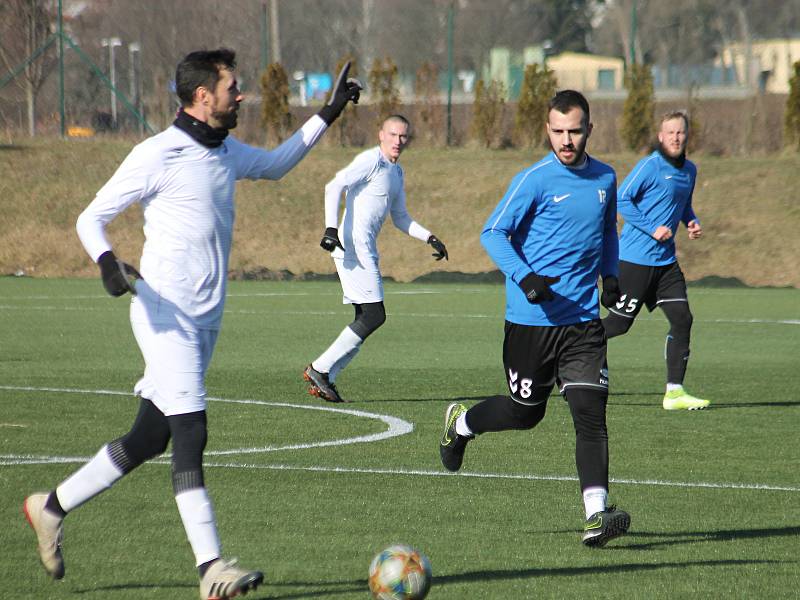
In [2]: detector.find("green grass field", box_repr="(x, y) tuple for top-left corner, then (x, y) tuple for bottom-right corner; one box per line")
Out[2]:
(1, 277), (799, 599)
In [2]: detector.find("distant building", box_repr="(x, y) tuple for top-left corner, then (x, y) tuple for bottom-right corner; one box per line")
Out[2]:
(717, 38), (800, 93)
(545, 52), (624, 93)
(484, 48), (624, 99)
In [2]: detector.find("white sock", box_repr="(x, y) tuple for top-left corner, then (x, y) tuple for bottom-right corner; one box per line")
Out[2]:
(175, 488), (221, 566)
(666, 383), (684, 392)
(329, 346), (361, 383)
(455, 413), (473, 437)
(313, 326), (363, 374)
(583, 486), (608, 519)
(56, 445), (124, 513)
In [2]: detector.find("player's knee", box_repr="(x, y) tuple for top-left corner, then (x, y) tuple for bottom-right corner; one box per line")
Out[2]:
(602, 314), (633, 338)
(168, 411), (208, 493)
(350, 302), (386, 339)
(668, 307), (693, 337)
(509, 397), (547, 429)
(566, 389), (608, 442)
(112, 404), (171, 472)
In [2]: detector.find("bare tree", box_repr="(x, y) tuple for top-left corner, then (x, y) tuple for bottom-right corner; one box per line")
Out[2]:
(0, 0), (56, 136)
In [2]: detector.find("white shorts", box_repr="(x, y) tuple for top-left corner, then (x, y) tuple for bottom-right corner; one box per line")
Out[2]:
(129, 288), (218, 416)
(334, 257), (383, 304)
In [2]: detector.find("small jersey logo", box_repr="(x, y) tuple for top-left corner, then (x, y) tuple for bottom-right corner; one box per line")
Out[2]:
(598, 189), (606, 204)
(553, 194), (570, 203)
(665, 175), (674, 179)
(508, 368), (519, 394)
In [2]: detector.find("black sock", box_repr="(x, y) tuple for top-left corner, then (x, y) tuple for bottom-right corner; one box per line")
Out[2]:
(198, 558), (218, 578)
(44, 491), (67, 519)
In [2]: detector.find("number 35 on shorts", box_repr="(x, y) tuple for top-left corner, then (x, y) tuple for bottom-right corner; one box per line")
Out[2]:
(507, 368), (535, 400)
(615, 294), (639, 313)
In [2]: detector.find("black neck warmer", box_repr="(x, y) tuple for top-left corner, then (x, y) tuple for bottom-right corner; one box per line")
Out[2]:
(657, 144), (686, 169)
(173, 109), (229, 148)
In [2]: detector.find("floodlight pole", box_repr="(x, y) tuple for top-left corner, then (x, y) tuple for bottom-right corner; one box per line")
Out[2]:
(630, 1), (637, 66)
(260, 2), (269, 71)
(129, 42), (142, 135)
(101, 37), (122, 128)
(446, 0), (455, 146)
(58, 0), (65, 137)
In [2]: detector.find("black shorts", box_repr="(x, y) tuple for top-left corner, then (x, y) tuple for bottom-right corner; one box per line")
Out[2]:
(502, 320), (608, 404)
(608, 260), (689, 318)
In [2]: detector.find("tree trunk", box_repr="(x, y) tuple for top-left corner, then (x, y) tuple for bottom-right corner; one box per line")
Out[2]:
(26, 79), (35, 137)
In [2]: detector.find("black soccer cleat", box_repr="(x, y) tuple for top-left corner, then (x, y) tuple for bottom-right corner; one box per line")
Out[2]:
(582, 505), (631, 548)
(303, 364), (345, 403)
(439, 403), (473, 472)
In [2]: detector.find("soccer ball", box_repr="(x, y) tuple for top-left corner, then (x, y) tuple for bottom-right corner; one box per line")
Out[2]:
(368, 544), (432, 600)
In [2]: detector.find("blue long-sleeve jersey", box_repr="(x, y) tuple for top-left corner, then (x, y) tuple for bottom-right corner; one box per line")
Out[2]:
(481, 152), (619, 326)
(618, 150), (698, 266)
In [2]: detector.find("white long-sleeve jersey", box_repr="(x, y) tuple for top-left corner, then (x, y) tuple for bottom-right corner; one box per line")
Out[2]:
(76, 115), (328, 330)
(324, 147), (430, 269)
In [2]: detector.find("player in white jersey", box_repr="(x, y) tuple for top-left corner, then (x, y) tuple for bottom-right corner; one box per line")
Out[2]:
(303, 115), (448, 403)
(22, 49), (360, 599)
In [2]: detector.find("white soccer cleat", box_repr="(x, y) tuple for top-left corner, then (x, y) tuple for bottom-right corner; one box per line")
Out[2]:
(23, 493), (65, 579)
(199, 558), (264, 600)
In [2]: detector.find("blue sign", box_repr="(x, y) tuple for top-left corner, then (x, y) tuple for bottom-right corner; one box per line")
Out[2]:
(306, 73), (332, 101)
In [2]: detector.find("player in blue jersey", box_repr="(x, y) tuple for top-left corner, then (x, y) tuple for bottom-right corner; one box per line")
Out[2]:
(602, 111), (709, 411)
(440, 90), (630, 548)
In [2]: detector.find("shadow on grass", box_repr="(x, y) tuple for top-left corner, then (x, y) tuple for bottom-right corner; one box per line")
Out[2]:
(72, 579), (367, 599)
(65, 554), (790, 597)
(252, 580), (367, 599)
(619, 525), (800, 551)
(73, 581), (196, 594)
(433, 558), (781, 587)
(694, 401), (800, 409)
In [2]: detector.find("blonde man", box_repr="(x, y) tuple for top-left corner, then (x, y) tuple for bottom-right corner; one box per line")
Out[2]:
(602, 111), (709, 410)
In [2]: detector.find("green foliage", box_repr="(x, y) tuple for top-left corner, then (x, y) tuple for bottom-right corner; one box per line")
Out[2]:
(471, 79), (506, 148)
(513, 63), (557, 149)
(330, 56), (361, 146)
(621, 63), (655, 152)
(784, 61), (800, 151)
(368, 57), (400, 129)
(260, 62), (291, 145)
(414, 61), (442, 145)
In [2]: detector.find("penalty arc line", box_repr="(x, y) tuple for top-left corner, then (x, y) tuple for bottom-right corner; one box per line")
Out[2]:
(0, 385), (413, 456)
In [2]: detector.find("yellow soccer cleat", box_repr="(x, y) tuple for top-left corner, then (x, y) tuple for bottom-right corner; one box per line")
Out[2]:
(663, 387), (710, 410)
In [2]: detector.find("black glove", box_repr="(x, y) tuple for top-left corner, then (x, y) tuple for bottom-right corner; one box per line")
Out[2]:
(320, 227), (344, 252)
(97, 250), (140, 297)
(317, 61), (362, 125)
(601, 275), (621, 309)
(427, 235), (448, 261)
(519, 272), (560, 303)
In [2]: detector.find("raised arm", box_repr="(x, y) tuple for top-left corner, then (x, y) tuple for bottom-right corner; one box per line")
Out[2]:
(236, 62), (362, 181)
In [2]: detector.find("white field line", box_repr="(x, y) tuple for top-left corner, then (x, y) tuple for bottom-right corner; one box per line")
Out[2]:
(0, 303), (797, 325)
(0, 386), (797, 493)
(0, 454), (797, 493)
(0, 289), (444, 302)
